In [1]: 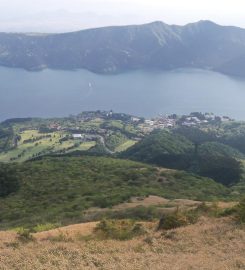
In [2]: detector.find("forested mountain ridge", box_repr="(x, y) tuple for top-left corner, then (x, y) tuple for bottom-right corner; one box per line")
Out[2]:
(1, 20), (245, 76)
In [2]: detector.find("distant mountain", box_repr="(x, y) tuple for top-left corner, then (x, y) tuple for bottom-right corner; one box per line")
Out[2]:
(1, 20), (245, 76)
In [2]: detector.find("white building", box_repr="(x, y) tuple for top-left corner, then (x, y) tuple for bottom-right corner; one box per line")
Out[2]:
(72, 134), (83, 139)
(145, 120), (154, 126)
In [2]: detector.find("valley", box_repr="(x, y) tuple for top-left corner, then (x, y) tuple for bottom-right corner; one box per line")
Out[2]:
(1, 3), (245, 270)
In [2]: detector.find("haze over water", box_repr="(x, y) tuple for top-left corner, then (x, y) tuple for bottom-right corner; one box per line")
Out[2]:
(1, 67), (245, 121)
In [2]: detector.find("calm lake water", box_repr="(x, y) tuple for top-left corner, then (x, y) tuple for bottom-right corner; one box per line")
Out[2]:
(1, 67), (245, 121)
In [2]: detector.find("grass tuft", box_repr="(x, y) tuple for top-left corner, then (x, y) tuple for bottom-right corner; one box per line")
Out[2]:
(94, 219), (146, 240)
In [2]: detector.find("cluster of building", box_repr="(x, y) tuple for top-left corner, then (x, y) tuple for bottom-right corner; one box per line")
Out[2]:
(49, 123), (62, 130)
(180, 116), (209, 127)
(71, 134), (98, 141)
(139, 112), (233, 133)
(178, 113), (232, 127)
(46, 111), (234, 138)
(139, 116), (176, 133)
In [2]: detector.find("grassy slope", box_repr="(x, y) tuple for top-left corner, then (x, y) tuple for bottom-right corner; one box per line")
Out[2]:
(115, 140), (137, 152)
(1, 217), (244, 270)
(0, 156), (231, 229)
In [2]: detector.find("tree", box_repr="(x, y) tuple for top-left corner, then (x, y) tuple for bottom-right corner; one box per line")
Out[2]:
(175, 127), (216, 155)
(0, 164), (19, 197)
(198, 155), (243, 186)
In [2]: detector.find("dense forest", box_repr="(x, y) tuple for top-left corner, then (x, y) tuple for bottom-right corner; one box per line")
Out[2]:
(122, 128), (245, 186)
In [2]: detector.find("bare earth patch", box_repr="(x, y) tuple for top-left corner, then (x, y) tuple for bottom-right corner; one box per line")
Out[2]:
(84, 195), (204, 217)
(0, 217), (244, 270)
(35, 222), (98, 241)
(113, 195), (170, 210)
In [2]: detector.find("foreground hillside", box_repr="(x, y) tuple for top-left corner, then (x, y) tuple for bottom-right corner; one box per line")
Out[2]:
(0, 156), (232, 229)
(1, 216), (244, 270)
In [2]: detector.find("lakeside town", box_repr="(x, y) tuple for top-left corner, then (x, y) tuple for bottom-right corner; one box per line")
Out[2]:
(0, 110), (234, 163)
(46, 110), (233, 137)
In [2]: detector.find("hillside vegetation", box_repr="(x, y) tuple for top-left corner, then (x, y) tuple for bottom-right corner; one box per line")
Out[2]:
(0, 156), (232, 229)
(1, 113), (245, 230)
(122, 129), (245, 186)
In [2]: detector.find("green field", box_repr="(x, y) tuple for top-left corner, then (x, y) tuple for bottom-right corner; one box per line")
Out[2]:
(115, 140), (137, 152)
(0, 129), (97, 162)
(0, 113), (141, 162)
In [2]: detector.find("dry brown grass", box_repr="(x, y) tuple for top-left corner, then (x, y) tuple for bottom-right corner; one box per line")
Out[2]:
(0, 217), (244, 270)
(112, 195), (170, 210)
(83, 195), (204, 219)
(34, 222), (98, 241)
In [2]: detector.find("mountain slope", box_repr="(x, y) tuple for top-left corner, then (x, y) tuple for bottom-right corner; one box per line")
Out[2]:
(1, 20), (245, 76)
(120, 130), (194, 166)
(121, 129), (244, 186)
(0, 156), (231, 229)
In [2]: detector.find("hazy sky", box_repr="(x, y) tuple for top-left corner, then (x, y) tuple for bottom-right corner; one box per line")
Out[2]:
(0, 0), (244, 32)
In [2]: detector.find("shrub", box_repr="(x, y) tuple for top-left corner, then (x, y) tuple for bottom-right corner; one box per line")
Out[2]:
(194, 202), (221, 217)
(48, 232), (72, 242)
(158, 208), (198, 230)
(0, 164), (19, 197)
(198, 155), (243, 186)
(94, 219), (145, 240)
(158, 212), (187, 230)
(219, 207), (237, 217)
(16, 228), (34, 243)
(32, 223), (60, 233)
(235, 198), (245, 224)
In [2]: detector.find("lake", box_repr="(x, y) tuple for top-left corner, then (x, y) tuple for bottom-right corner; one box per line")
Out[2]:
(1, 67), (245, 121)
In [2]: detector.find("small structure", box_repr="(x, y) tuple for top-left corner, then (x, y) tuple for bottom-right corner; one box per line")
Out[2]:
(72, 134), (83, 139)
(131, 117), (141, 122)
